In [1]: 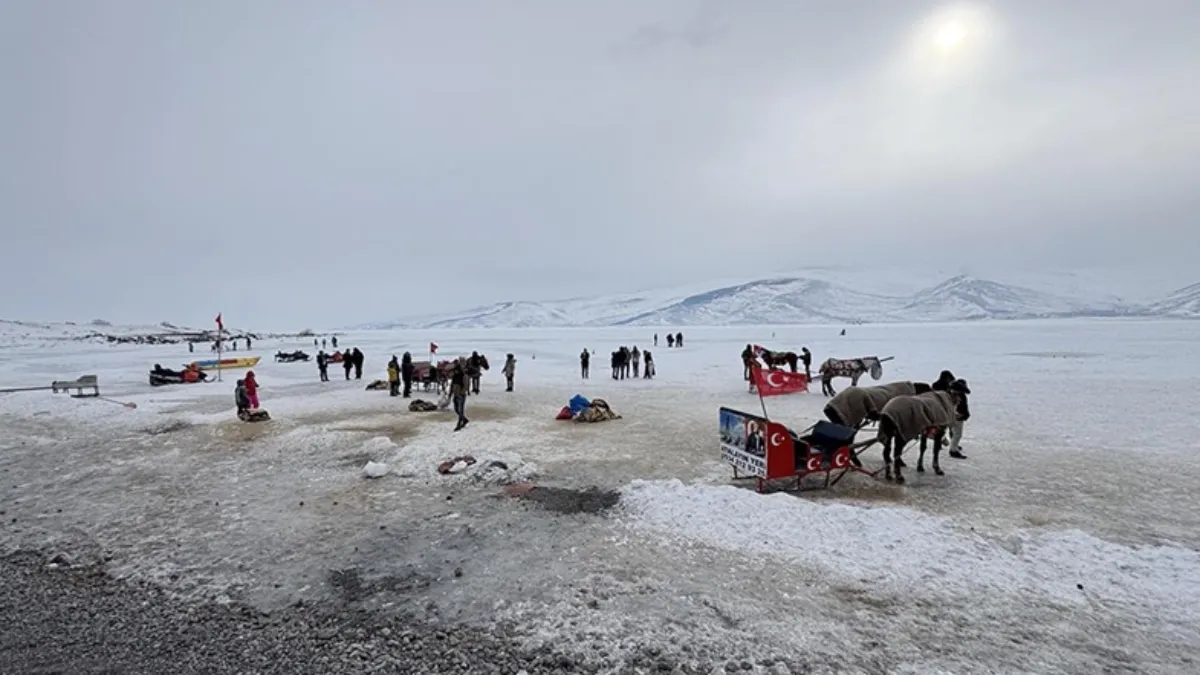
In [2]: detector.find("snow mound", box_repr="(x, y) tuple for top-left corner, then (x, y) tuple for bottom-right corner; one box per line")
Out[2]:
(359, 435), (538, 486)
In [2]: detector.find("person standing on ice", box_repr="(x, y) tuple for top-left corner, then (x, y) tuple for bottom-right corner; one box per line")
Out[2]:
(352, 348), (365, 380)
(666, 334), (674, 348)
(322, 338), (326, 349)
(243, 371), (260, 409)
(317, 351), (329, 381)
(331, 336), (338, 349)
(501, 353), (516, 392)
(342, 349), (354, 380)
(449, 361), (470, 431)
(653, 333), (658, 346)
(580, 349), (590, 378)
(643, 351), (655, 379)
(387, 356), (401, 396)
(631, 346), (641, 378)
(401, 352), (415, 398)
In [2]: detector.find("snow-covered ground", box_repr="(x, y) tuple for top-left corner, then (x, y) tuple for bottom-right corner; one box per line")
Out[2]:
(2, 319), (1198, 673)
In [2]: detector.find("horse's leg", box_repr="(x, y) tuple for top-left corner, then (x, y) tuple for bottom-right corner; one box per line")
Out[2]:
(893, 439), (907, 484)
(917, 433), (927, 473)
(882, 435), (893, 482)
(789, 356), (797, 373)
(933, 430), (945, 476)
(851, 372), (861, 386)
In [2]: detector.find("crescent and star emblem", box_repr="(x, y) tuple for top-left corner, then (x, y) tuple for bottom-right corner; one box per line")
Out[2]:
(806, 456), (821, 472)
(765, 372), (783, 387)
(769, 432), (785, 447)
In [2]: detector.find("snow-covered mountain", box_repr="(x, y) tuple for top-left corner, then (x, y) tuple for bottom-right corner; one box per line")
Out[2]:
(1146, 283), (1200, 318)
(895, 275), (1126, 321)
(367, 273), (1188, 329)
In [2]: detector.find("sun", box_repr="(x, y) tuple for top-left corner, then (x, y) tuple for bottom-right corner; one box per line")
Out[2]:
(933, 19), (967, 51)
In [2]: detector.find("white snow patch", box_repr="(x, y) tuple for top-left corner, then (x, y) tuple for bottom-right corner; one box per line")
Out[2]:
(619, 479), (1200, 626)
(362, 460), (390, 478)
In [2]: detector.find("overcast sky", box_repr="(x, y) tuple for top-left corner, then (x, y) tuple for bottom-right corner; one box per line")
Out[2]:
(2, 0), (1197, 329)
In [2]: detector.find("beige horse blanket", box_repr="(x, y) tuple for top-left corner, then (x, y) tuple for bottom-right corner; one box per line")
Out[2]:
(877, 390), (957, 443)
(826, 381), (918, 428)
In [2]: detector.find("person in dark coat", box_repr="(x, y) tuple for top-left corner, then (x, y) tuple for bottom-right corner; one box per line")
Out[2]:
(618, 346), (630, 379)
(742, 344), (755, 380)
(675, 332), (683, 347)
(317, 351), (329, 382)
(449, 361), (470, 431)
(932, 370), (955, 391)
(352, 348), (364, 379)
(400, 352), (415, 398)
(801, 347), (812, 379)
(580, 349), (590, 379)
(342, 349), (353, 380)
(643, 350), (655, 379)
(610, 350), (619, 379)
(331, 336), (338, 349)
(667, 334), (674, 348)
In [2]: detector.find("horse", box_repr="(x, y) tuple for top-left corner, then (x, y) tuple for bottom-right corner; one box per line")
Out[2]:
(818, 356), (889, 396)
(758, 349), (800, 373)
(876, 380), (970, 484)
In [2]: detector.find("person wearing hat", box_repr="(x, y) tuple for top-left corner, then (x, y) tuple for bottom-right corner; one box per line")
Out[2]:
(947, 378), (971, 459)
(501, 353), (516, 392)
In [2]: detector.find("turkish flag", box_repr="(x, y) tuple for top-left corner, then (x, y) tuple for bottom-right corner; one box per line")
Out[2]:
(751, 366), (808, 396)
(429, 342), (438, 354)
(215, 313), (223, 331)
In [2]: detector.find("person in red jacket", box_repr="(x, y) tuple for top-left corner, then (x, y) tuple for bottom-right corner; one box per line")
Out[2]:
(244, 370), (260, 409)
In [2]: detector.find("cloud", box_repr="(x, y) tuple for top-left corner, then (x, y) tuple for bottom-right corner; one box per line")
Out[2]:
(0, 0), (1196, 328)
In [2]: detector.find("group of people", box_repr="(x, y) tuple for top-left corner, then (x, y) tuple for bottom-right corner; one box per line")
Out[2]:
(312, 336), (339, 350)
(315, 348), (364, 381)
(385, 353), (419, 397)
(601, 345), (655, 380)
(234, 370), (260, 412)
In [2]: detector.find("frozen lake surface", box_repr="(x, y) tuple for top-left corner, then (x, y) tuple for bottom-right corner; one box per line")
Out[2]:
(1, 319), (1198, 673)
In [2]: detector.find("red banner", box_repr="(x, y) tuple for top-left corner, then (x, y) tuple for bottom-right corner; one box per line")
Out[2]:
(751, 366), (808, 396)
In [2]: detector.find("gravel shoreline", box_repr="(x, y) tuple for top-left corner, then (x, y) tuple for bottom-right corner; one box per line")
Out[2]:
(0, 551), (807, 675)
(0, 551), (603, 675)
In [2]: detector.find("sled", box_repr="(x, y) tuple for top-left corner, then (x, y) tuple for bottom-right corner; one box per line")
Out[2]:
(238, 408), (271, 423)
(719, 407), (879, 493)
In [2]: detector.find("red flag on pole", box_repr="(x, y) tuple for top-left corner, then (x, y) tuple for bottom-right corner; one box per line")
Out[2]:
(751, 365), (808, 396)
(215, 313), (224, 332)
(429, 342), (438, 354)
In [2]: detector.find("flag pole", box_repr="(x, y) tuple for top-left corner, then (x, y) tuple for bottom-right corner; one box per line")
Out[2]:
(751, 366), (770, 420)
(215, 313), (223, 383)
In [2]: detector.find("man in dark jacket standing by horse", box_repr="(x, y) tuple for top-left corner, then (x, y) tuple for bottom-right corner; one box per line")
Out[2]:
(352, 348), (365, 380)
(742, 344), (756, 380)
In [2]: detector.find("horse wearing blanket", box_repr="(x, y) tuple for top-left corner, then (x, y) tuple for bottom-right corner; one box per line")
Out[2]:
(819, 356), (888, 396)
(876, 380), (971, 484)
(823, 381), (932, 430)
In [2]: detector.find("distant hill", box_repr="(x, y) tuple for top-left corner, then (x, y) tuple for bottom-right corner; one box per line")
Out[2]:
(364, 273), (1189, 329)
(1146, 283), (1200, 318)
